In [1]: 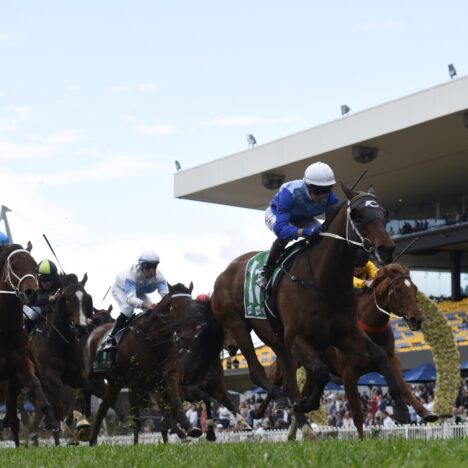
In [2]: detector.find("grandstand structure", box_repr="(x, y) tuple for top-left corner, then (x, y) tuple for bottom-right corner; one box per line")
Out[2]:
(174, 75), (468, 391)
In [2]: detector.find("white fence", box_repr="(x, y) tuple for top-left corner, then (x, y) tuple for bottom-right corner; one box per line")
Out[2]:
(1, 423), (467, 448)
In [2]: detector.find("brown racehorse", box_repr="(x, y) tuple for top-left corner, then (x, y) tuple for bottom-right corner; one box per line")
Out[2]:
(254, 263), (439, 439)
(85, 283), (203, 445)
(211, 184), (410, 438)
(167, 293), (243, 442)
(0, 243), (59, 446)
(29, 273), (94, 446)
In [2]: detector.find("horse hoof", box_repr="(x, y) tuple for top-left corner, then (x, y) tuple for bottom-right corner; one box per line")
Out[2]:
(422, 412), (439, 423)
(187, 427), (202, 438)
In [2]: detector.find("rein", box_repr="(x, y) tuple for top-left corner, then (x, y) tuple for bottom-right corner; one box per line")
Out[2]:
(319, 193), (384, 264)
(0, 249), (37, 303)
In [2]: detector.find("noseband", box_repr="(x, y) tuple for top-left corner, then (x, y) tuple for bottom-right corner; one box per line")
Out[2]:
(0, 249), (37, 304)
(320, 192), (386, 264)
(372, 273), (413, 321)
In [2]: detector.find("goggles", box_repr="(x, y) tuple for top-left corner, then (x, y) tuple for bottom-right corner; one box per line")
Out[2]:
(141, 262), (158, 270)
(307, 184), (333, 195)
(39, 276), (54, 282)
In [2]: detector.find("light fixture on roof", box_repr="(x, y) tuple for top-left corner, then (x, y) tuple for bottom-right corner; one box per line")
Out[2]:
(352, 145), (378, 164)
(174, 160), (181, 171)
(448, 64), (457, 79)
(262, 173), (285, 190)
(247, 134), (257, 148)
(341, 105), (351, 116)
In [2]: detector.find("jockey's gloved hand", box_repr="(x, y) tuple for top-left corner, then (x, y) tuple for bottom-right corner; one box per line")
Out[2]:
(303, 225), (322, 240)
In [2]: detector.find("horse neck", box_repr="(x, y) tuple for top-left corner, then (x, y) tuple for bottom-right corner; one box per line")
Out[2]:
(307, 205), (356, 290)
(357, 284), (390, 331)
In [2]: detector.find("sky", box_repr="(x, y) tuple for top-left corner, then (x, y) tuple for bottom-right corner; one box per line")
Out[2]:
(1, 1), (468, 312)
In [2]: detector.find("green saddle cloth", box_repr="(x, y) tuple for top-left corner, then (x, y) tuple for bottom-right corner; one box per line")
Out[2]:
(93, 330), (115, 373)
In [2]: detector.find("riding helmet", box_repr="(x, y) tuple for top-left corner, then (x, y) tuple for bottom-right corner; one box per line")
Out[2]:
(138, 249), (160, 264)
(0, 231), (10, 246)
(37, 259), (58, 278)
(303, 162), (336, 186)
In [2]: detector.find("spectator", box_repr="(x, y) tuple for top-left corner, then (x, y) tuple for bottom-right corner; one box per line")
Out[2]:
(185, 404), (199, 428)
(382, 411), (395, 428)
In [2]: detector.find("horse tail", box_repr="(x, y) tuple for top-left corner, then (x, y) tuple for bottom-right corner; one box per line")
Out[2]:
(181, 300), (224, 384)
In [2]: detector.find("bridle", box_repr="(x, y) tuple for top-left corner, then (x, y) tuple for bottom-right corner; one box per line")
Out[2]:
(0, 249), (38, 304)
(320, 192), (387, 264)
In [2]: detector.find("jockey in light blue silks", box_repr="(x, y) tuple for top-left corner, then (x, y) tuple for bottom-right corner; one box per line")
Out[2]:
(103, 249), (169, 350)
(256, 162), (340, 289)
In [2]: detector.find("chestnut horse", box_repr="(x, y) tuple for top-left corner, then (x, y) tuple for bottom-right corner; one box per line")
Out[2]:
(255, 263), (438, 439)
(29, 273), (94, 445)
(211, 184), (410, 438)
(0, 243), (59, 446)
(85, 283), (204, 445)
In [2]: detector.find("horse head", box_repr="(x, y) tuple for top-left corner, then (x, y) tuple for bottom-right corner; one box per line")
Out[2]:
(91, 305), (114, 327)
(57, 273), (94, 334)
(373, 263), (422, 331)
(341, 183), (394, 264)
(0, 243), (38, 306)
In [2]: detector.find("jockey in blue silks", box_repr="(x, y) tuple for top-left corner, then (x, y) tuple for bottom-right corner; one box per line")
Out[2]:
(103, 249), (169, 351)
(256, 162), (339, 289)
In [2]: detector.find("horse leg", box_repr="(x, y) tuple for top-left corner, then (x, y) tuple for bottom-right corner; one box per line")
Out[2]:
(341, 365), (364, 440)
(339, 331), (410, 425)
(150, 387), (186, 442)
(14, 363), (59, 433)
(5, 379), (21, 447)
(226, 322), (288, 407)
(128, 389), (141, 445)
(387, 354), (438, 422)
(251, 362), (283, 419)
(89, 381), (121, 446)
(205, 400), (216, 442)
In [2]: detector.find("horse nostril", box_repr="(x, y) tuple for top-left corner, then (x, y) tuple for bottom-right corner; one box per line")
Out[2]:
(377, 245), (394, 264)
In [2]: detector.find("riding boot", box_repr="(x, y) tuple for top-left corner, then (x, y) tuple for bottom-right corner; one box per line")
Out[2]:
(256, 238), (288, 289)
(102, 313), (128, 351)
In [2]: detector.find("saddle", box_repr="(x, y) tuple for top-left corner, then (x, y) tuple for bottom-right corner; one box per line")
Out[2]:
(244, 239), (309, 339)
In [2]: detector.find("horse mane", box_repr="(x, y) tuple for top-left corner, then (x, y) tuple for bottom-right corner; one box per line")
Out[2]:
(321, 199), (346, 232)
(0, 244), (24, 277)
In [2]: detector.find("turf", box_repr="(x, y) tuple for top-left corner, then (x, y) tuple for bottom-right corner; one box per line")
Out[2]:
(0, 439), (466, 468)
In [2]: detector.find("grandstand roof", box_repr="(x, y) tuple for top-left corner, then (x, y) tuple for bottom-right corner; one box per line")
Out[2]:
(175, 75), (468, 220)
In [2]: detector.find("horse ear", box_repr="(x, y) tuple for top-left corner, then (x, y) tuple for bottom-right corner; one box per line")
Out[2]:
(189, 282), (193, 293)
(168, 283), (174, 294)
(367, 184), (376, 195)
(80, 272), (88, 286)
(340, 182), (355, 200)
(26, 241), (32, 252)
(108, 304), (113, 312)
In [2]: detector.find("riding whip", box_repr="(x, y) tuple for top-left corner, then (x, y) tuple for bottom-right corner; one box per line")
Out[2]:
(393, 237), (419, 263)
(99, 285), (111, 308)
(22, 309), (70, 344)
(350, 169), (368, 191)
(42, 234), (66, 274)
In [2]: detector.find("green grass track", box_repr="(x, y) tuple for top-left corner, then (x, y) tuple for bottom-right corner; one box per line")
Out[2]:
(0, 439), (467, 468)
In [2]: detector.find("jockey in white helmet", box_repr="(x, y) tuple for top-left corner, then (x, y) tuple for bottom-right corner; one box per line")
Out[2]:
(257, 162), (339, 289)
(103, 249), (169, 351)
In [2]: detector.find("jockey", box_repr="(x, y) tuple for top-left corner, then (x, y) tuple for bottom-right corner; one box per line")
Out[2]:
(256, 162), (339, 289)
(102, 249), (169, 351)
(353, 248), (378, 288)
(23, 259), (63, 333)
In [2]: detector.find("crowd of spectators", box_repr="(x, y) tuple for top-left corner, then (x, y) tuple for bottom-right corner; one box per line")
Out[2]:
(174, 379), (468, 434)
(392, 210), (468, 236)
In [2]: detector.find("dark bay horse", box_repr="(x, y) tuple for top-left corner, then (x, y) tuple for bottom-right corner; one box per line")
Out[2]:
(0, 243), (59, 446)
(29, 273), (94, 445)
(85, 283), (203, 445)
(255, 263), (438, 438)
(211, 184), (410, 438)
(167, 292), (244, 442)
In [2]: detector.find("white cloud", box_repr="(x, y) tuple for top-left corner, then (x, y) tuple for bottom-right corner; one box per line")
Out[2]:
(44, 130), (84, 146)
(352, 20), (401, 32)
(200, 115), (297, 127)
(0, 31), (20, 48)
(121, 114), (137, 123)
(107, 83), (159, 94)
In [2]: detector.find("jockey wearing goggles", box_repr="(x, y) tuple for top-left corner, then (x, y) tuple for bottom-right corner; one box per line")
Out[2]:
(257, 162), (339, 289)
(103, 249), (169, 351)
(23, 260), (62, 334)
